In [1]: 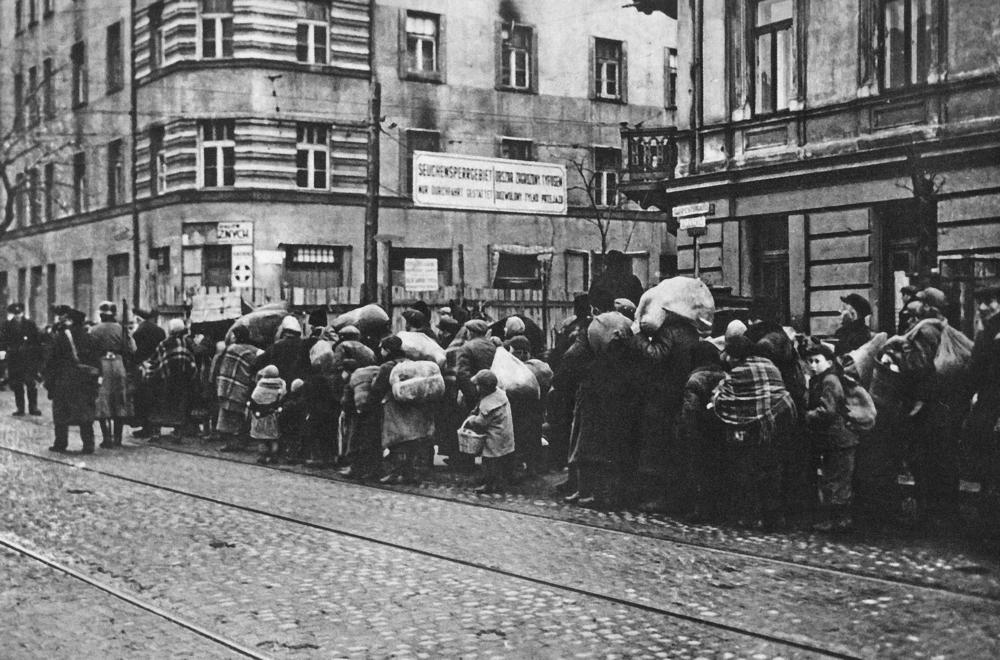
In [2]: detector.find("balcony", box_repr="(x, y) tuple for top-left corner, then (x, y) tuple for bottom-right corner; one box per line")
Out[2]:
(621, 125), (679, 183)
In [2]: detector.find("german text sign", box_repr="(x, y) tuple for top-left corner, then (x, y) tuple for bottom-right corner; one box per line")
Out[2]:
(404, 258), (439, 292)
(412, 152), (567, 215)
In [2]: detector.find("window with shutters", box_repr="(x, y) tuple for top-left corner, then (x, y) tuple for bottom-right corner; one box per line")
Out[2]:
(594, 38), (623, 100)
(73, 152), (87, 214)
(149, 126), (167, 195)
(405, 12), (439, 74)
(201, 0), (234, 59)
(752, 0), (793, 115)
(200, 120), (235, 187)
(593, 148), (620, 207)
(402, 129), (440, 195)
(107, 139), (125, 206)
(880, 0), (939, 90)
(27, 66), (39, 127)
(500, 137), (533, 161)
(71, 41), (88, 108)
(296, 124), (329, 190)
(499, 23), (534, 91)
(149, 2), (165, 70)
(297, 1), (328, 64)
(203, 245), (232, 287)
(107, 21), (124, 93)
(43, 58), (54, 119)
(284, 245), (348, 289)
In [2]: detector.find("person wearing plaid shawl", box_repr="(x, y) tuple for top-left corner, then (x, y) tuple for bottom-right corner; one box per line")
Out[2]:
(214, 325), (262, 451)
(141, 319), (198, 440)
(712, 334), (797, 529)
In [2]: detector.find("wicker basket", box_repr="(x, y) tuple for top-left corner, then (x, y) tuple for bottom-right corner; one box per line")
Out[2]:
(457, 426), (486, 455)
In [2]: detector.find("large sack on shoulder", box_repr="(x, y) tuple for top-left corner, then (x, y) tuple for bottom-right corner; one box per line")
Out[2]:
(934, 323), (973, 383)
(491, 347), (540, 399)
(397, 331), (446, 366)
(332, 340), (376, 371)
(390, 360), (445, 403)
(349, 365), (381, 410)
(309, 340), (335, 372)
(587, 311), (632, 355)
(842, 332), (888, 388)
(839, 373), (877, 432)
(228, 302), (290, 348)
(525, 359), (554, 394)
(634, 276), (715, 336)
(332, 304), (390, 335)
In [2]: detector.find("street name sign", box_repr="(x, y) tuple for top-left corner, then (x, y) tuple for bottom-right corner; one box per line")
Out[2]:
(679, 215), (707, 231)
(672, 202), (714, 218)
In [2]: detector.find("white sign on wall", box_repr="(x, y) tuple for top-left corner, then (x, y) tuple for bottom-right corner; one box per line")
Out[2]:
(412, 152), (568, 215)
(404, 258), (439, 292)
(231, 245), (254, 288)
(217, 221), (254, 245)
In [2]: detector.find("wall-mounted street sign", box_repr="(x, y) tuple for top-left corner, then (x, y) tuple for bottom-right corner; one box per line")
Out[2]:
(217, 221), (254, 245)
(412, 152), (567, 215)
(672, 202), (715, 218)
(679, 215), (707, 231)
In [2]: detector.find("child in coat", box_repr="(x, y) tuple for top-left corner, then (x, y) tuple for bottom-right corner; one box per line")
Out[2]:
(465, 369), (515, 494)
(249, 365), (286, 464)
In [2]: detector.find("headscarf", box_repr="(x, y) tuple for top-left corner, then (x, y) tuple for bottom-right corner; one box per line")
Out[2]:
(167, 318), (186, 336)
(278, 315), (303, 337)
(504, 316), (526, 337)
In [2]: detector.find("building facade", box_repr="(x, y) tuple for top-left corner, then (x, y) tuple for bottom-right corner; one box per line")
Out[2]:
(620, 0), (1000, 336)
(0, 0), (677, 323)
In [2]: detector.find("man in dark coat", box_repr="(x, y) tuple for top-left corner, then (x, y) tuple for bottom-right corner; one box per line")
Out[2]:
(131, 308), (166, 437)
(678, 341), (727, 520)
(454, 320), (497, 408)
(588, 250), (643, 314)
(45, 306), (100, 453)
(255, 315), (308, 387)
(833, 294), (873, 356)
(969, 285), (1000, 508)
(0, 302), (43, 416)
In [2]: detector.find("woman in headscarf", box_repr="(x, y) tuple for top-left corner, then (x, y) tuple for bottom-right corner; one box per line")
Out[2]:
(89, 301), (136, 448)
(142, 318), (198, 440)
(216, 325), (262, 452)
(370, 336), (436, 484)
(44, 307), (100, 454)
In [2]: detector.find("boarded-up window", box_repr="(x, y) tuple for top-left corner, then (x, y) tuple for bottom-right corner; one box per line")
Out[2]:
(202, 245), (232, 287)
(284, 245), (348, 289)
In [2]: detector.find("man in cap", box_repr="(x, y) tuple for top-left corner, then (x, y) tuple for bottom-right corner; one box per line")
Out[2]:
(0, 302), (43, 416)
(588, 250), (643, 314)
(898, 285), (919, 334)
(969, 285), (1000, 510)
(131, 307), (167, 437)
(455, 320), (497, 408)
(833, 293), (873, 356)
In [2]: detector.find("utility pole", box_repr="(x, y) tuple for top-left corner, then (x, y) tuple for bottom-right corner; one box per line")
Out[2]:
(129, 0), (141, 309)
(363, 82), (381, 305)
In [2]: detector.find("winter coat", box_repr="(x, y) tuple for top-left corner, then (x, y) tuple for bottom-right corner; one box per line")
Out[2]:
(455, 337), (497, 405)
(805, 369), (859, 451)
(0, 317), (44, 382)
(255, 336), (308, 387)
(678, 364), (726, 451)
(44, 326), (100, 425)
(968, 314), (1000, 454)
(468, 388), (516, 458)
(215, 343), (262, 413)
(834, 320), (873, 356)
(132, 320), (166, 364)
(371, 358), (435, 448)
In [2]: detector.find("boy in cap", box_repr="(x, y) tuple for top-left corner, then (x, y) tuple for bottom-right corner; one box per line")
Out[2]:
(0, 302), (43, 416)
(465, 369), (515, 494)
(833, 293), (873, 356)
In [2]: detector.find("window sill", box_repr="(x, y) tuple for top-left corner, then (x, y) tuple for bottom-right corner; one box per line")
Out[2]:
(402, 71), (445, 84)
(495, 85), (537, 95)
(72, 101), (88, 110)
(106, 84), (125, 96)
(593, 95), (626, 105)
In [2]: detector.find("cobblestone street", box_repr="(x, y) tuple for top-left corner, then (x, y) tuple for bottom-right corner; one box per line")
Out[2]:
(2, 402), (999, 659)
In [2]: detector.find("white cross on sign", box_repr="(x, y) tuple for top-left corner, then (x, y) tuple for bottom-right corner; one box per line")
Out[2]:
(230, 245), (254, 288)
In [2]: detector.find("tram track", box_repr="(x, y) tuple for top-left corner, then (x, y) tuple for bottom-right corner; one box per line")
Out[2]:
(146, 440), (1000, 604)
(1, 443), (863, 659)
(0, 535), (268, 659)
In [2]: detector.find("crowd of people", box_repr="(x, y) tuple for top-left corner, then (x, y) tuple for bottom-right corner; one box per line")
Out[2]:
(1, 251), (998, 535)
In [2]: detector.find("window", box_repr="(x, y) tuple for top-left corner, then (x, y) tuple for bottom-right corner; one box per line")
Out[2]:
(15, 173), (26, 226)
(43, 0), (53, 19)
(15, 0), (23, 34)
(753, 0), (792, 115)
(402, 129), (440, 194)
(43, 162), (55, 222)
(107, 253), (130, 302)
(28, 0), (37, 26)
(107, 139), (124, 206)
(46, 265), (56, 323)
(43, 58), (54, 119)
(71, 40), (88, 107)
(493, 253), (541, 289)
(27, 168), (40, 225)
(405, 12), (439, 74)
(29, 266), (42, 322)
(881, 0), (938, 89)
(201, 0), (234, 59)
(107, 21), (124, 93)
(17, 268), (27, 309)
(751, 216), (790, 324)
(72, 259), (93, 312)
(389, 247), (451, 288)
(202, 245), (232, 287)
(149, 3), (165, 70)
(27, 66), (39, 126)
(594, 38), (623, 100)
(72, 151), (87, 214)
(200, 120), (235, 187)
(150, 246), (171, 279)
(665, 47), (678, 108)
(499, 23), (534, 91)
(500, 137), (533, 161)
(295, 124), (328, 189)
(297, 1), (328, 64)
(284, 245), (348, 289)
(0, 272), (8, 312)
(149, 125), (166, 195)
(593, 148), (620, 207)
(13, 72), (24, 131)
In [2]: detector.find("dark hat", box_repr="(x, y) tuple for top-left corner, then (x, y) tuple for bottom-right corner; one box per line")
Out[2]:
(6, 302), (24, 314)
(307, 308), (327, 328)
(437, 316), (460, 333)
(803, 342), (835, 361)
(471, 369), (498, 390)
(402, 309), (427, 327)
(974, 284), (1000, 302)
(409, 301), (431, 320)
(916, 287), (947, 310)
(606, 249), (626, 265)
(52, 304), (73, 317)
(379, 335), (403, 355)
(506, 335), (531, 353)
(66, 308), (87, 326)
(98, 300), (117, 316)
(900, 285), (919, 296)
(841, 293), (872, 319)
(231, 325), (251, 343)
(464, 319), (489, 336)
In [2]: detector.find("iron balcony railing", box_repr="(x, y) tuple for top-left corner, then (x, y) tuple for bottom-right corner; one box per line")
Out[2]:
(622, 125), (679, 180)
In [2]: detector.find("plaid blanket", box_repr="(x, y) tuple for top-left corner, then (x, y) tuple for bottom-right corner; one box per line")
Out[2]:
(142, 336), (197, 384)
(215, 343), (262, 412)
(712, 356), (796, 442)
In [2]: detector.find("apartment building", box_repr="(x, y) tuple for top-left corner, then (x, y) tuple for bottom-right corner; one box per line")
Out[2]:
(620, 0), (1000, 335)
(0, 0), (677, 320)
